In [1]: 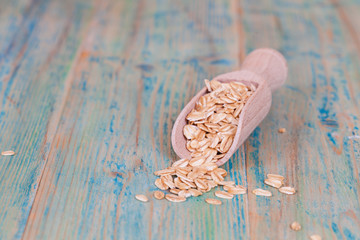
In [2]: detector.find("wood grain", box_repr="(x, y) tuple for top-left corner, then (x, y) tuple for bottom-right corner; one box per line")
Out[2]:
(0, 0), (95, 238)
(243, 0), (360, 239)
(0, 0), (359, 239)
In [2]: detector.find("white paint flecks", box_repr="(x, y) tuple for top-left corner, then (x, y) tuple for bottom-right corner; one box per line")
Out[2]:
(348, 135), (360, 140)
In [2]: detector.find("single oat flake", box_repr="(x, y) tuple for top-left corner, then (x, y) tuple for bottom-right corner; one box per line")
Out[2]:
(252, 188), (272, 197)
(1, 150), (15, 156)
(205, 198), (222, 205)
(215, 190), (233, 199)
(178, 190), (192, 198)
(264, 178), (283, 189)
(153, 191), (165, 200)
(225, 185), (247, 195)
(310, 234), (322, 240)
(135, 194), (149, 202)
(290, 221), (301, 231)
(267, 173), (284, 181)
(279, 186), (296, 195)
(170, 189), (181, 194)
(165, 194), (186, 203)
(278, 128), (286, 133)
(217, 181), (235, 186)
(154, 168), (175, 176)
(188, 188), (202, 197)
(172, 158), (189, 168)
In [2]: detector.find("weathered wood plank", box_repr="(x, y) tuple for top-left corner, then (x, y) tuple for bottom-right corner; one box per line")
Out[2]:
(22, 0), (251, 239)
(1, 0), (360, 239)
(241, 0), (360, 239)
(0, 0), (95, 239)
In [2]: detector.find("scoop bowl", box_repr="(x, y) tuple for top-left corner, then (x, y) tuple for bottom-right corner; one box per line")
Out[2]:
(171, 48), (288, 166)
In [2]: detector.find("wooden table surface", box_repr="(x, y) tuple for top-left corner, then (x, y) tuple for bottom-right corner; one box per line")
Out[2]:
(1, 0), (360, 239)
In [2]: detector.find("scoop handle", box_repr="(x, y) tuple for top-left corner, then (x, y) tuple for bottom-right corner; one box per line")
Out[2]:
(240, 48), (288, 92)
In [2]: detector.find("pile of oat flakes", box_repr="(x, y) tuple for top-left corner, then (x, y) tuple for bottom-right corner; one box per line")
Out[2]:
(134, 78), (319, 238)
(137, 79), (295, 204)
(153, 79), (254, 203)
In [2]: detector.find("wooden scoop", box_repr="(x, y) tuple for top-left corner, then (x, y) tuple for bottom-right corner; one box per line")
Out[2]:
(171, 48), (288, 166)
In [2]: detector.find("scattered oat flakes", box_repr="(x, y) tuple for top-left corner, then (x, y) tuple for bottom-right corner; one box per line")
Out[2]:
(278, 128), (286, 133)
(215, 190), (233, 199)
(252, 188), (272, 197)
(309, 234), (322, 240)
(279, 186), (296, 195)
(135, 194), (148, 202)
(264, 178), (283, 188)
(165, 194), (186, 203)
(205, 198), (222, 205)
(153, 191), (165, 200)
(290, 221), (301, 231)
(1, 150), (15, 156)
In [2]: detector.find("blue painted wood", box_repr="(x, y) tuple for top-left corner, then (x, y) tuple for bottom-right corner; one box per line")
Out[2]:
(0, 0), (96, 238)
(0, 0), (359, 239)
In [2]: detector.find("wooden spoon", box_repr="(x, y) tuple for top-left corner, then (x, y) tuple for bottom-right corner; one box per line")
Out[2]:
(171, 48), (288, 166)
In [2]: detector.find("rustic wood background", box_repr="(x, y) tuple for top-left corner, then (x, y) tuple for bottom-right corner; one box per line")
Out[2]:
(0, 0), (359, 239)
